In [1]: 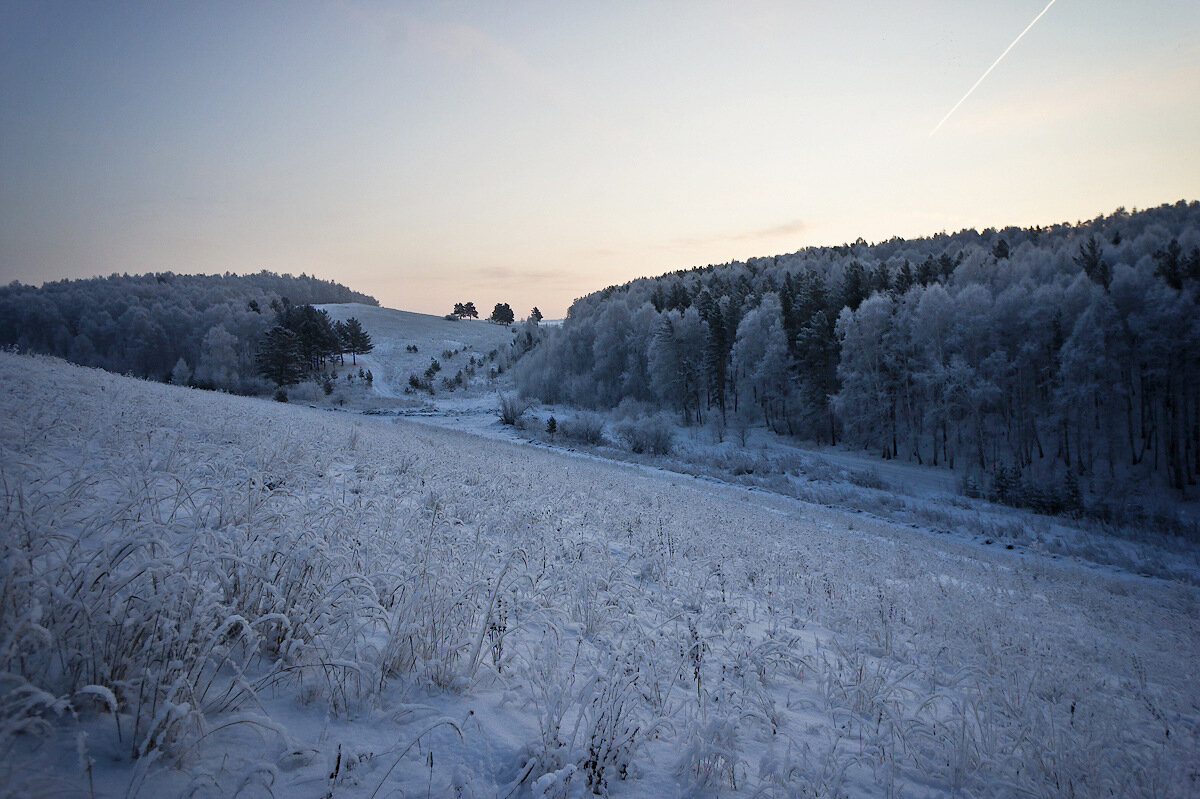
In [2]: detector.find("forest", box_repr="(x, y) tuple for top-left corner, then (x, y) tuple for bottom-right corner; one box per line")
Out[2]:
(0, 271), (376, 394)
(516, 201), (1200, 515)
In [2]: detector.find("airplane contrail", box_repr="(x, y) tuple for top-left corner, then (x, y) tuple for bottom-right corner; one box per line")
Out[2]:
(930, 0), (1059, 136)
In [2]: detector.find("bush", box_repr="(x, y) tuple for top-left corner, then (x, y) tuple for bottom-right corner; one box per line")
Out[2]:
(614, 415), (673, 455)
(273, 388), (288, 403)
(498, 392), (531, 425)
(560, 412), (605, 445)
(289, 380), (326, 404)
(613, 397), (655, 421)
(984, 464), (1082, 516)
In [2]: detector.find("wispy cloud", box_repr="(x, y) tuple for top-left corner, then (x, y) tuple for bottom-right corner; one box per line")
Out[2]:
(471, 265), (575, 287)
(418, 22), (575, 111)
(667, 218), (808, 250)
(340, 3), (575, 112)
(729, 218), (808, 241)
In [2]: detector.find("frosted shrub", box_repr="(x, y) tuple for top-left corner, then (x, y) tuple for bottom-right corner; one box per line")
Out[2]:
(559, 412), (605, 445)
(288, 379), (326, 404)
(614, 415), (673, 455)
(497, 392), (531, 425)
(845, 466), (886, 490)
(612, 397), (655, 421)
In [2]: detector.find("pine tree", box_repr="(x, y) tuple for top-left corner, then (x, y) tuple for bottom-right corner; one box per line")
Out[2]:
(696, 290), (729, 418)
(256, 326), (302, 387)
(1076, 237), (1112, 288)
(343, 317), (372, 363)
(490, 303), (515, 325)
(333, 320), (349, 364)
(1153, 238), (1184, 289)
(840, 261), (869, 311)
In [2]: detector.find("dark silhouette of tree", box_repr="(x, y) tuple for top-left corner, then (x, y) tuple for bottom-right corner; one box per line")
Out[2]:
(530, 307), (543, 322)
(256, 326), (302, 387)
(452, 301), (479, 319)
(1075, 236), (1111, 288)
(839, 261), (869, 311)
(333, 320), (349, 363)
(490, 303), (515, 325)
(270, 300), (340, 373)
(342, 317), (373, 363)
(1154, 238), (1184, 289)
(893, 260), (915, 294)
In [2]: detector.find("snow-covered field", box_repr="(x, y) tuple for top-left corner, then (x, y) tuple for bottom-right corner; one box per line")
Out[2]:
(318, 303), (514, 400)
(3, 350), (1199, 797)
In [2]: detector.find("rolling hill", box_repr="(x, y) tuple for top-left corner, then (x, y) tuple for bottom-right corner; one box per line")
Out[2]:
(318, 303), (516, 399)
(3, 350), (1197, 796)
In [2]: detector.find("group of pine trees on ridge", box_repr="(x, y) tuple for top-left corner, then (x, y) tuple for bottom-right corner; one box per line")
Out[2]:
(254, 299), (373, 389)
(516, 201), (1200, 508)
(450, 300), (536, 326)
(0, 271), (377, 394)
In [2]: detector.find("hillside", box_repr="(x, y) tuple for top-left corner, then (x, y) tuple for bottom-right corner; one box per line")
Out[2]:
(0, 271), (377, 393)
(517, 202), (1200, 517)
(3, 351), (1198, 796)
(318, 303), (515, 399)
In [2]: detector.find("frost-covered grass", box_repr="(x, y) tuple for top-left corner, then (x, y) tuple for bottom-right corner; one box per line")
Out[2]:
(2, 352), (1199, 797)
(513, 408), (1200, 586)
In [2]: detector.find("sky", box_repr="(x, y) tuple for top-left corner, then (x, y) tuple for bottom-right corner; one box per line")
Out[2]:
(2, 1), (1198, 318)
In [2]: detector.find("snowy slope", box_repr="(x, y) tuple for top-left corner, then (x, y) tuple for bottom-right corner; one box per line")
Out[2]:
(318, 303), (514, 398)
(3, 352), (1198, 797)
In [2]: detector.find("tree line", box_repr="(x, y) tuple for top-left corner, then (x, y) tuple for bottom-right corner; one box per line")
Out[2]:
(0, 271), (377, 394)
(515, 201), (1200, 512)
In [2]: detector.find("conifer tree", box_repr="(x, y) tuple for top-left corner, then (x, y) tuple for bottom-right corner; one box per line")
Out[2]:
(256, 326), (302, 387)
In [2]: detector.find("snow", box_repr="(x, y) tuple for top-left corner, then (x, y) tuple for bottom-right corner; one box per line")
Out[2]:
(317, 303), (513, 400)
(3, 350), (1199, 797)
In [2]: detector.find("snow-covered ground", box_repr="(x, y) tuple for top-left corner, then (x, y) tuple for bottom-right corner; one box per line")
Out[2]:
(317, 303), (514, 400)
(323, 303), (1199, 584)
(329, 315), (1197, 589)
(4, 350), (1199, 797)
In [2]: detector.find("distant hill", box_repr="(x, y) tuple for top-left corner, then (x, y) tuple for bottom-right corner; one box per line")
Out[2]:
(319, 303), (518, 398)
(0, 271), (377, 392)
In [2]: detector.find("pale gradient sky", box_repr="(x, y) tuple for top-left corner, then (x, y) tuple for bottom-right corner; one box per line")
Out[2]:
(2, 1), (1198, 317)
